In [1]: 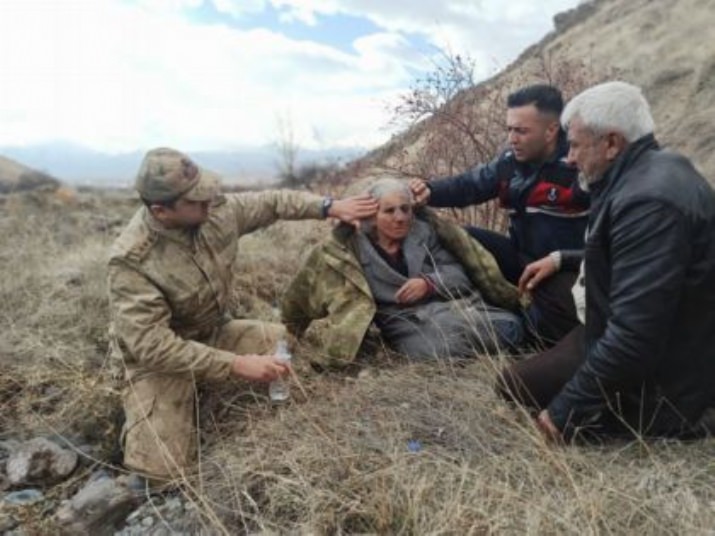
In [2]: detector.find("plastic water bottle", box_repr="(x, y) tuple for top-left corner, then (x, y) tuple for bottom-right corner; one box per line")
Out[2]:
(269, 340), (291, 402)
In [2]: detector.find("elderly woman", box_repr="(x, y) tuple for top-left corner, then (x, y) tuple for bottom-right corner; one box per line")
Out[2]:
(282, 178), (525, 365)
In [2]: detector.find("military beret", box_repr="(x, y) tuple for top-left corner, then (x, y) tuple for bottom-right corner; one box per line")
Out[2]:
(135, 147), (220, 203)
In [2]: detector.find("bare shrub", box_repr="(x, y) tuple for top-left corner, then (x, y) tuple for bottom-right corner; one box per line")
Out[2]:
(383, 50), (613, 231)
(283, 159), (355, 191)
(274, 112), (301, 189)
(4, 189), (715, 535)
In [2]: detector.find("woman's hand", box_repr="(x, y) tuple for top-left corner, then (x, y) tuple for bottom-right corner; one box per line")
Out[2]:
(395, 277), (431, 304)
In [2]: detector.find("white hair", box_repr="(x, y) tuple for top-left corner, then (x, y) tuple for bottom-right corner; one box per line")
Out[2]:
(365, 177), (413, 203)
(561, 81), (655, 142)
(360, 177), (413, 237)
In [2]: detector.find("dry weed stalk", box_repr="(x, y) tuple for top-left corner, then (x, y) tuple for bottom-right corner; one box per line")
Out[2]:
(381, 51), (614, 231)
(2, 190), (715, 534)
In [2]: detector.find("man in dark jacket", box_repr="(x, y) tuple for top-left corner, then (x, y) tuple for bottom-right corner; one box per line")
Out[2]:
(410, 84), (589, 342)
(498, 81), (715, 442)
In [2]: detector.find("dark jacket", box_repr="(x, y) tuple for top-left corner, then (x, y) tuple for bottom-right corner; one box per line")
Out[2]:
(427, 135), (589, 263)
(548, 135), (715, 439)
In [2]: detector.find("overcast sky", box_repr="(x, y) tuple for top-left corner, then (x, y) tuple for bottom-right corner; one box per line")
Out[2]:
(0, 0), (580, 153)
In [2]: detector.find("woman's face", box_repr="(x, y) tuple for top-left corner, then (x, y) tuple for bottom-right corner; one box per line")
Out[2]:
(374, 191), (412, 243)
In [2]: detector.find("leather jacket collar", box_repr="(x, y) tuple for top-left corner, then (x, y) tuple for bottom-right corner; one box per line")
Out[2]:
(590, 134), (659, 197)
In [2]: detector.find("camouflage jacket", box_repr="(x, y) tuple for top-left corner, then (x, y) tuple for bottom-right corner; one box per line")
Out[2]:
(281, 210), (522, 367)
(108, 190), (324, 382)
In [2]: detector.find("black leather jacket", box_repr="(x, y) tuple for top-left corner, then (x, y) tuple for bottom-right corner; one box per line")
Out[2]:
(548, 135), (715, 439)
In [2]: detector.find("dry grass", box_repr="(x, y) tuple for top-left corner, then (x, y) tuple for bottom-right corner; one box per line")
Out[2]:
(197, 362), (715, 534)
(0, 191), (127, 445)
(2, 189), (715, 534)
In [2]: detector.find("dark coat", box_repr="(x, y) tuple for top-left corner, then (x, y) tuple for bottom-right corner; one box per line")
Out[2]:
(427, 135), (589, 262)
(355, 219), (523, 359)
(281, 210), (524, 366)
(548, 135), (715, 439)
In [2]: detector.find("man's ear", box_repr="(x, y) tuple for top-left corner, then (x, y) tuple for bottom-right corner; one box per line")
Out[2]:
(545, 119), (560, 143)
(605, 132), (628, 161)
(149, 204), (170, 223)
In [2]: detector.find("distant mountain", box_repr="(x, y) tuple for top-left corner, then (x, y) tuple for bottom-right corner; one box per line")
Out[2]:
(0, 142), (365, 188)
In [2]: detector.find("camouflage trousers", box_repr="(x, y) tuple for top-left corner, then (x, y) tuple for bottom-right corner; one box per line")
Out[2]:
(120, 319), (286, 484)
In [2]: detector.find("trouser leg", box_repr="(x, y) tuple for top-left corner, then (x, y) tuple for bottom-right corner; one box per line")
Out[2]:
(456, 298), (525, 354)
(524, 271), (580, 346)
(465, 226), (524, 285)
(495, 325), (585, 411)
(120, 320), (287, 482)
(121, 374), (197, 484)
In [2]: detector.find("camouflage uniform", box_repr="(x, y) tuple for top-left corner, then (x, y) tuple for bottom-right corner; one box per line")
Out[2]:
(282, 209), (524, 368)
(108, 148), (326, 482)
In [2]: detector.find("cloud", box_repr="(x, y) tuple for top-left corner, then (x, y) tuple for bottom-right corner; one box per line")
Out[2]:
(267, 0), (579, 75)
(0, 0), (579, 153)
(0, 0), (417, 151)
(210, 0), (267, 18)
(137, 0), (266, 17)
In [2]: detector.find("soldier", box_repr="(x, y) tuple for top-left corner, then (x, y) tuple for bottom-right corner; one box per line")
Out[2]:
(108, 147), (377, 485)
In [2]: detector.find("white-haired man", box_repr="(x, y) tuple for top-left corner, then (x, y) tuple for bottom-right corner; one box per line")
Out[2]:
(497, 81), (715, 442)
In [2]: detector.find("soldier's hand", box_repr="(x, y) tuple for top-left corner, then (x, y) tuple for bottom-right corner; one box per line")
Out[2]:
(328, 193), (378, 229)
(231, 354), (290, 383)
(395, 277), (430, 304)
(409, 179), (431, 207)
(518, 256), (558, 294)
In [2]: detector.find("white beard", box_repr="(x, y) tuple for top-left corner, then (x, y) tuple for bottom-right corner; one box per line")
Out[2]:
(578, 171), (604, 191)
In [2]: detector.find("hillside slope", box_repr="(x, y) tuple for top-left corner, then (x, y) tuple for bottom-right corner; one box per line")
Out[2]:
(544, 0), (715, 179)
(0, 154), (60, 193)
(371, 0), (715, 183)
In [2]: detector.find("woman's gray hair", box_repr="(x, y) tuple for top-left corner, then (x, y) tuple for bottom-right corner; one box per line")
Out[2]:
(359, 178), (413, 237)
(365, 178), (414, 203)
(561, 81), (654, 142)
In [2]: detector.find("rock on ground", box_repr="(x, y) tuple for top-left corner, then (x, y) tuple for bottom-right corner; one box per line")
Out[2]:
(5, 438), (78, 486)
(55, 472), (142, 536)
